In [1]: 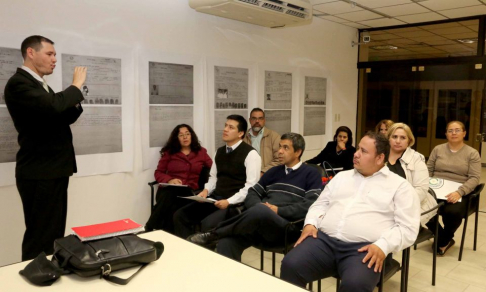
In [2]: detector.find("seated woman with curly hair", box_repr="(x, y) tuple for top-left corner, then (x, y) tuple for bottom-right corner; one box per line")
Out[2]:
(145, 124), (212, 234)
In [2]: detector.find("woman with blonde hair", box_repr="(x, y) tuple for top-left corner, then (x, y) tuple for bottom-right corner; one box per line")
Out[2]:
(376, 119), (394, 135)
(427, 121), (481, 255)
(387, 123), (437, 226)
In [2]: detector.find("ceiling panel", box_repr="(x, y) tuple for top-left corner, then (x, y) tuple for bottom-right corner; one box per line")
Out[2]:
(384, 27), (423, 33)
(358, 18), (406, 28)
(420, 39), (458, 46)
(427, 26), (474, 35)
(318, 15), (349, 23)
(395, 12), (447, 24)
(337, 10), (383, 22)
(417, 22), (461, 30)
(374, 3), (430, 17)
(435, 44), (475, 52)
(392, 30), (436, 38)
(309, 0), (486, 62)
(439, 5), (486, 18)
(418, 0), (483, 11)
(311, 0), (338, 4)
(444, 32), (478, 40)
(459, 20), (480, 26)
(314, 2), (363, 15)
(368, 33), (402, 41)
(341, 22), (371, 29)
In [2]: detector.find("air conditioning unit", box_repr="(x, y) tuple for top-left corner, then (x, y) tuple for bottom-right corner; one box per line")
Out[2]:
(189, 0), (313, 28)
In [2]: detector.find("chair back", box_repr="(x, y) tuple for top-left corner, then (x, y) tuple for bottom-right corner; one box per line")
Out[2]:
(306, 163), (325, 177)
(428, 188), (437, 200)
(197, 167), (210, 190)
(465, 183), (484, 218)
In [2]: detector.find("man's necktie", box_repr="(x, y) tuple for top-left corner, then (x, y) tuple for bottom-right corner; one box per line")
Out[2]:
(226, 147), (233, 154)
(41, 80), (49, 92)
(287, 168), (293, 175)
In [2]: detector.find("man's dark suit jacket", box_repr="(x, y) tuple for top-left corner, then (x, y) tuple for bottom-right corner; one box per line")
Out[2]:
(4, 68), (84, 179)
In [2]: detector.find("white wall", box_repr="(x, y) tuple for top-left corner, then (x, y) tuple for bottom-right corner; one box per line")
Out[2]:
(0, 0), (358, 266)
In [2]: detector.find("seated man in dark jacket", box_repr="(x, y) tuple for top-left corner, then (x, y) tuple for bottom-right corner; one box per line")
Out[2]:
(188, 132), (322, 261)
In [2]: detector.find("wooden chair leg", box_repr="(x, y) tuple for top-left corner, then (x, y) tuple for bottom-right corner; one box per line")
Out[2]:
(318, 279), (321, 292)
(308, 281), (313, 291)
(459, 217), (468, 261)
(335, 278), (340, 292)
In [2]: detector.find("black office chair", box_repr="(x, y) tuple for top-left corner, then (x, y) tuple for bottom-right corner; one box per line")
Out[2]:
(306, 163), (325, 178)
(410, 189), (443, 287)
(457, 183), (484, 261)
(250, 217), (322, 291)
(148, 166), (210, 214)
(335, 253), (404, 292)
(255, 218), (305, 276)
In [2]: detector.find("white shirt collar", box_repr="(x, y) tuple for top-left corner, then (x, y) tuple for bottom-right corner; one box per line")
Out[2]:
(21, 66), (44, 83)
(353, 165), (389, 178)
(226, 139), (243, 150)
(286, 161), (303, 172)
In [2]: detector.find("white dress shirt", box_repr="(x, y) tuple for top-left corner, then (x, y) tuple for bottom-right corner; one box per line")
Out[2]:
(305, 166), (420, 255)
(21, 65), (48, 92)
(205, 140), (262, 204)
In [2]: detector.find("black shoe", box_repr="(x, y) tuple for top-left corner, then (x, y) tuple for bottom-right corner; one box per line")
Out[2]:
(187, 232), (219, 245)
(438, 239), (455, 256)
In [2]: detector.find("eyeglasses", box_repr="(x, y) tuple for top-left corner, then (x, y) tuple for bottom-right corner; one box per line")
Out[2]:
(178, 133), (191, 138)
(447, 129), (463, 134)
(250, 117), (264, 121)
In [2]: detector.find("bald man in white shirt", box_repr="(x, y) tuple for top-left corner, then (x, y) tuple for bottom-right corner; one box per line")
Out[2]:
(280, 131), (420, 292)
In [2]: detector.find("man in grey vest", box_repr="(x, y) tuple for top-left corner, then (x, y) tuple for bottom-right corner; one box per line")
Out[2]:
(174, 114), (261, 239)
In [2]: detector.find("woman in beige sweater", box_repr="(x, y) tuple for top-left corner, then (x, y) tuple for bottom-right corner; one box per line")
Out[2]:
(427, 121), (481, 256)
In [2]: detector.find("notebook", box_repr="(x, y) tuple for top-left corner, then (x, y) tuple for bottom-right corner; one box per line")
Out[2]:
(72, 218), (145, 242)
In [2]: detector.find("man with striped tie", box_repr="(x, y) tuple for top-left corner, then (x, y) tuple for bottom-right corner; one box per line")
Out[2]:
(188, 133), (322, 261)
(4, 35), (87, 261)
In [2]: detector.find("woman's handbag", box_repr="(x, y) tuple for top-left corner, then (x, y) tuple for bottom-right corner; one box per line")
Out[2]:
(51, 234), (164, 285)
(321, 161), (337, 187)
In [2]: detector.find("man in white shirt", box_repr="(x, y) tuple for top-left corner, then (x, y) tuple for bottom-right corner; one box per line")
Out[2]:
(174, 114), (261, 239)
(280, 131), (420, 291)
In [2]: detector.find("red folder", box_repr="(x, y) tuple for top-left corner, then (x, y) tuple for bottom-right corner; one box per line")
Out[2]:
(72, 219), (145, 241)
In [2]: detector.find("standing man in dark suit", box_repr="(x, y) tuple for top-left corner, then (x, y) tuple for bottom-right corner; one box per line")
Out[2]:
(4, 35), (87, 261)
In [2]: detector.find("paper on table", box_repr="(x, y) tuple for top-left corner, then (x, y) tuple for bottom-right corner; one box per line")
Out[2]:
(159, 183), (189, 188)
(429, 177), (463, 202)
(178, 195), (216, 203)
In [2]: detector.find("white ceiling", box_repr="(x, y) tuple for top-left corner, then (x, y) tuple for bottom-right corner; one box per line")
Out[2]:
(310, 0), (486, 29)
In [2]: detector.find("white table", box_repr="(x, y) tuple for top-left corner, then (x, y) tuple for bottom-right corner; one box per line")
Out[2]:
(0, 231), (305, 291)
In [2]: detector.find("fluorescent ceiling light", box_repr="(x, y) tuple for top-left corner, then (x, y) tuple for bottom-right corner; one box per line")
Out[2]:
(456, 38), (478, 44)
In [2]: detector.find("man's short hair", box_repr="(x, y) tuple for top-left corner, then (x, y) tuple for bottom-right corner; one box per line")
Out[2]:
(363, 131), (389, 163)
(227, 114), (247, 136)
(281, 132), (305, 159)
(21, 35), (54, 59)
(250, 107), (265, 118)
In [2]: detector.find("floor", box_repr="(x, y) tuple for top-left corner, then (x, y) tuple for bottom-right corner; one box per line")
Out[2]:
(239, 168), (486, 292)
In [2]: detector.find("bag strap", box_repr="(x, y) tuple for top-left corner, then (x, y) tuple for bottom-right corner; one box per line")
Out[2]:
(101, 263), (148, 285)
(322, 161), (336, 178)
